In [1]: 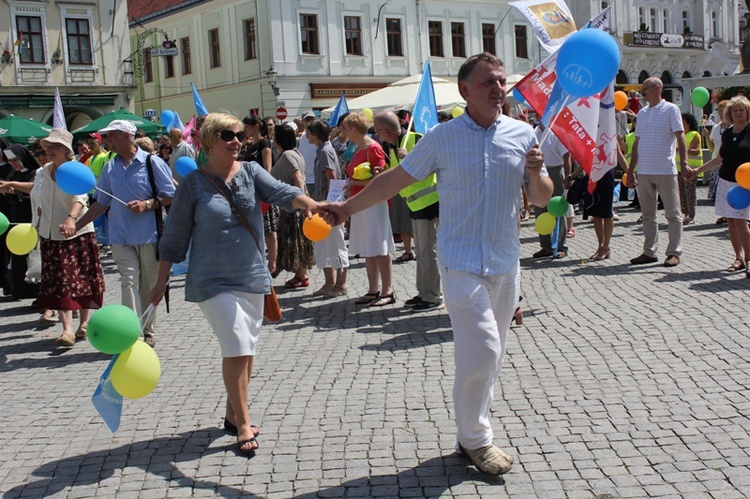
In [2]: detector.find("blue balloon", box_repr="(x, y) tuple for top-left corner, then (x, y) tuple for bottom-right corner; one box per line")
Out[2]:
(512, 88), (526, 105)
(56, 161), (96, 195)
(556, 29), (621, 98)
(160, 110), (176, 128)
(727, 186), (750, 210)
(175, 156), (198, 177)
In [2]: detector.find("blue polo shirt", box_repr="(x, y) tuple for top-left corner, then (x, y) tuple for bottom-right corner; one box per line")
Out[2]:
(96, 147), (175, 245)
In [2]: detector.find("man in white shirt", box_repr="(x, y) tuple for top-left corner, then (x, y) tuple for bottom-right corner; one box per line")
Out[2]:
(167, 128), (195, 183)
(625, 77), (692, 267)
(297, 111), (318, 195)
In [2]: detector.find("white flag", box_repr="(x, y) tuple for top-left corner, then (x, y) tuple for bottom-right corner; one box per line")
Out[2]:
(53, 87), (66, 130)
(509, 0), (577, 54)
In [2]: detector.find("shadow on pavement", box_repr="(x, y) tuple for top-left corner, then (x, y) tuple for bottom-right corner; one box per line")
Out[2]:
(294, 455), (504, 498)
(2, 429), (264, 499)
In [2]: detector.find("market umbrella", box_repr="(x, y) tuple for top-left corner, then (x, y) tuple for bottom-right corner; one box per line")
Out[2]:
(71, 108), (166, 138)
(0, 115), (53, 145)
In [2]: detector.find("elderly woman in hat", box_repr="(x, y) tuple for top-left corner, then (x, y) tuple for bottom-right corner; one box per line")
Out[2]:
(38, 129), (105, 347)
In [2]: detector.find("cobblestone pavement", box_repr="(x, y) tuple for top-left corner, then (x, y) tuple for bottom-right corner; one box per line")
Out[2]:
(1, 190), (748, 498)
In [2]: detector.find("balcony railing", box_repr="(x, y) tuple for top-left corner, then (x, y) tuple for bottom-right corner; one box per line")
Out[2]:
(623, 31), (705, 50)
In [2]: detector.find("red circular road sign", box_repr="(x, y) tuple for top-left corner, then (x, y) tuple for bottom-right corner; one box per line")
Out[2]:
(276, 107), (288, 120)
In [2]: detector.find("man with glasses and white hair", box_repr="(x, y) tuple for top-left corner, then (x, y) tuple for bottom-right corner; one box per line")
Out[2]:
(73, 120), (175, 347)
(625, 77), (692, 267)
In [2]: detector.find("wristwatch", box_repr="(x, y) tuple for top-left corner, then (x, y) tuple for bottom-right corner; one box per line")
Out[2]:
(145, 200), (153, 210)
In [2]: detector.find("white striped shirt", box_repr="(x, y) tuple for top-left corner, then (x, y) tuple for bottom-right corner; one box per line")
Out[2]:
(634, 100), (683, 175)
(400, 113), (542, 276)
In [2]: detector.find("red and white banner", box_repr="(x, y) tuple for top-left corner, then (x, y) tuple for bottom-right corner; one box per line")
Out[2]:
(514, 9), (617, 185)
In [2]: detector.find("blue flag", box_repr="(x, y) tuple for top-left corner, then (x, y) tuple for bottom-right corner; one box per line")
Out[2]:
(412, 60), (438, 134)
(191, 82), (209, 117)
(92, 355), (123, 433)
(169, 110), (184, 131)
(328, 94), (349, 127)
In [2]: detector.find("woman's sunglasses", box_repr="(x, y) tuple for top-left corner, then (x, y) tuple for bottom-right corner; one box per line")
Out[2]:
(218, 130), (246, 142)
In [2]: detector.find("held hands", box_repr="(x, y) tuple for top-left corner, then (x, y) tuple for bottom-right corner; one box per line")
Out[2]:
(525, 145), (544, 176)
(58, 218), (77, 238)
(681, 165), (696, 180)
(625, 169), (638, 189)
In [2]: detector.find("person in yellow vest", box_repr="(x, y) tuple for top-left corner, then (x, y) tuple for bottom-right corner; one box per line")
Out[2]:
(623, 117), (639, 209)
(677, 113), (702, 225)
(374, 111), (442, 311)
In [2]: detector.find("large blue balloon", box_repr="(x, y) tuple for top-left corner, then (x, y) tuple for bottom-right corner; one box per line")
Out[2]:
(160, 110), (176, 128)
(556, 29), (621, 98)
(175, 156), (198, 177)
(56, 161), (96, 195)
(512, 88), (526, 106)
(727, 186), (750, 210)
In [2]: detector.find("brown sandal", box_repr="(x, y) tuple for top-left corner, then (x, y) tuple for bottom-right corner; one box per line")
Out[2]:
(56, 332), (75, 347)
(75, 323), (88, 340)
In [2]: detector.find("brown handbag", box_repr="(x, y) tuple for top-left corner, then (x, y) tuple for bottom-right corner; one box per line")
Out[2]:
(199, 169), (282, 322)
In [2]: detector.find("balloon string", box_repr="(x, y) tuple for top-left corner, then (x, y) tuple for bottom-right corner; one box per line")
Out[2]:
(95, 187), (128, 206)
(139, 303), (155, 335)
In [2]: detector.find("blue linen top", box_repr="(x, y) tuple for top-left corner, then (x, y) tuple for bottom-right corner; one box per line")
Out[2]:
(399, 112), (544, 276)
(95, 148), (176, 245)
(159, 161), (303, 302)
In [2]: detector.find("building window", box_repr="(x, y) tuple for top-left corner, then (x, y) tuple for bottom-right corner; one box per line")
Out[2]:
(300, 14), (319, 54)
(143, 48), (153, 83)
(344, 16), (362, 55)
(638, 7), (645, 29)
(711, 11), (718, 38)
(165, 55), (175, 78)
(208, 28), (220, 68)
(180, 37), (191, 74)
(243, 18), (257, 60)
(662, 9), (668, 33)
(515, 25), (528, 59)
(682, 11), (690, 31)
(649, 8), (657, 31)
(482, 23), (496, 55)
(386, 18), (403, 56)
(16, 16), (45, 64)
(65, 18), (92, 65)
(741, 18), (747, 43)
(428, 21), (444, 57)
(451, 22), (466, 58)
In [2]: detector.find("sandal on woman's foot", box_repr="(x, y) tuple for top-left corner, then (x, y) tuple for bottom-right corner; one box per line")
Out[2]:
(394, 252), (415, 263)
(355, 291), (380, 305)
(223, 418), (260, 437)
(236, 436), (259, 457)
(324, 285), (348, 298)
(55, 332), (75, 348)
(39, 310), (58, 323)
(75, 323), (88, 340)
(726, 259), (746, 272)
(284, 277), (309, 289)
(313, 284), (334, 296)
(369, 292), (396, 307)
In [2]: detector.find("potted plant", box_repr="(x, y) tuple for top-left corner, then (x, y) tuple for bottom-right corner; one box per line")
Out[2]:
(639, 22), (648, 32)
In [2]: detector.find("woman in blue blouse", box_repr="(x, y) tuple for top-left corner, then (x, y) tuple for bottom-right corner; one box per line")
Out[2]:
(149, 113), (318, 456)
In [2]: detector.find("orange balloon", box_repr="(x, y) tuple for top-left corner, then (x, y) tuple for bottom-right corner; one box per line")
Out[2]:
(614, 91), (628, 111)
(736, 162), (750, 190)
(620, 173), (628, 187)
(302, 214), (332, 242)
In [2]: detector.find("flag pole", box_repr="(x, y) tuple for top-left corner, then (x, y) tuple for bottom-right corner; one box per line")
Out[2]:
(538, 94), (572, 149)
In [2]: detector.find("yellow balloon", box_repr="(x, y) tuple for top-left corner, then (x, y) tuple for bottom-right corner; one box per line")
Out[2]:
(534, 212), (557, 235)
(302, 214), (332, 242)
(6, 223), (38, 255)
(452, 107), (464, 118)
(111, 341), (161, 399)
(362, 108), (374, 121)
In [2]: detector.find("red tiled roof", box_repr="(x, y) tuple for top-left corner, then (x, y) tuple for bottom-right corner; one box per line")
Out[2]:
(127, 0), (202, 23)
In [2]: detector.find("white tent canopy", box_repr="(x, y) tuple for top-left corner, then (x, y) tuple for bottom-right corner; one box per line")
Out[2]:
(321, 72), (527, 118)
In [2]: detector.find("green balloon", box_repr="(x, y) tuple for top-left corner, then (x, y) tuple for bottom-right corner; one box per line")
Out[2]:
(0, 212), (8, 235)
(87, 305), (141, 354)
(547, 196), (570, 217)
(691, 87), (710, 108)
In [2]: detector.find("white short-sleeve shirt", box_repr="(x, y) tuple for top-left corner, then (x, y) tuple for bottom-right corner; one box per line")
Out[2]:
(634, 100), (684, 175)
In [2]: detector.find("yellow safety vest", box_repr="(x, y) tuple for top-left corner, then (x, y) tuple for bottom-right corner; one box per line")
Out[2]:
(675, 130), (702, 172)
(394, 132), (439, 211)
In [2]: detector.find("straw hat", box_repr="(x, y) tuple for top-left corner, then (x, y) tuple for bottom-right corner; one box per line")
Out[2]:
(40, 128), (74, 155)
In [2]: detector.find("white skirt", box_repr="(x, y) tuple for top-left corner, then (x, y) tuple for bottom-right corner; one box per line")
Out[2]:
(314, 224), (349, 270)
(715, 178), (750, 220)
(348, 201), (395, 257)
(198, 291), (264, 357)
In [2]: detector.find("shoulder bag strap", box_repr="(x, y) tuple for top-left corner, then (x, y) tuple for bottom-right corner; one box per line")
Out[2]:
(145, 154), (164, 236)
(198, 168), (265, 257)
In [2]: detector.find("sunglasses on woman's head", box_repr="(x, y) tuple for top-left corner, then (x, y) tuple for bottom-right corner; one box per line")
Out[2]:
(218, 130), (246, 142)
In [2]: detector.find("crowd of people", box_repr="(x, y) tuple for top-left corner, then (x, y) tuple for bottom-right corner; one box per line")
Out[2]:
(1, 52), (748, 471)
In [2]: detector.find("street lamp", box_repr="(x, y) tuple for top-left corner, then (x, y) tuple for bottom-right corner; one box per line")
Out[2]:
(265, 66), (280, 96)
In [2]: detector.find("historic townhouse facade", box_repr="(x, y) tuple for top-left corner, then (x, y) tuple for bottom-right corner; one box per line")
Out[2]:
(0, 0), (135, 128)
